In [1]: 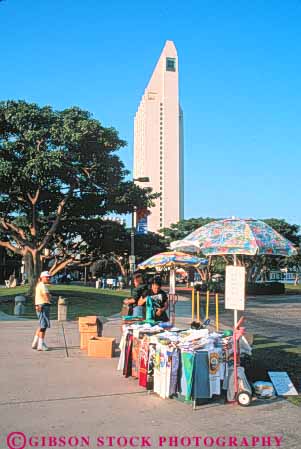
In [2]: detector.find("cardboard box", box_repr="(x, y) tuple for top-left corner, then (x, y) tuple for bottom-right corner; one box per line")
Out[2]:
(80, 330), (98, 350)
(78, 316), (98, 332)
(88, 337), (116, 358)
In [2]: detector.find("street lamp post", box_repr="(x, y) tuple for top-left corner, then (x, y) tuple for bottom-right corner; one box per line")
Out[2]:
(130, 177), (150, 294)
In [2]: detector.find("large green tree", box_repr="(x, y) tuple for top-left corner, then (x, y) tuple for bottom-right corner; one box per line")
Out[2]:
(0, 100), (157, 291)
(87, 224), (167, 281)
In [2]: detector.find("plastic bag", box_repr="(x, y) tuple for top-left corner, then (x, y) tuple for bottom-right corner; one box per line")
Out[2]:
(253, 381), (275, 398)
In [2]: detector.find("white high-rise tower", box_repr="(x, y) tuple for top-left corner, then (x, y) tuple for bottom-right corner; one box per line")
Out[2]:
(134, 40), (184, 232)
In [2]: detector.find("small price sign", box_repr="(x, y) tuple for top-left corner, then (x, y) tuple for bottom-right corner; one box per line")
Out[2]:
(225, 266), (246, 311)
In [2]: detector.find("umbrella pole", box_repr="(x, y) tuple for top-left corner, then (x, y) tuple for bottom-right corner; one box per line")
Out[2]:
(233, 254), (238, 326)
(196, 291), (200, 322)
(169, 267), (176, 295)
(191, 288), (195, 321)
(169, 267), (176, 325)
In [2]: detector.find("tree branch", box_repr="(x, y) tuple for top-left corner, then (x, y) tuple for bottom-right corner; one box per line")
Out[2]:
(0, 240), (23, 255)
(0, 218), (27, 241)
(27, 189), (40, 205)
(111, 254), (126, 277)
(36, 140), (43, 152)
(50, 257), (91, 276)
(27, 189), (40, 237)
(38, 189), (73, 252)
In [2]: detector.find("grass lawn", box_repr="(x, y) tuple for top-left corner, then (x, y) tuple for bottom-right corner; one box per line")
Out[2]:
(0, 284), (129, 320)
(244, 334), (301, 406)
(285, 284), (301, 294)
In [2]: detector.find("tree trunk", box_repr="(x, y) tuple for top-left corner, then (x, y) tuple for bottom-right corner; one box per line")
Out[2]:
(24, 252), (34, 285)
(111, 256), (127, 277)
(28, 250), (42, 297)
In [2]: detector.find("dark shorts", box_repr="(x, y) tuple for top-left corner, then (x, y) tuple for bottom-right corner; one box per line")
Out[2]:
(36, 304), (51, 329)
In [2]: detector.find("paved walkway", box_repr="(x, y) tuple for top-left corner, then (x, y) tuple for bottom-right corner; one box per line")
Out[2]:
(0, 315), (300, 449)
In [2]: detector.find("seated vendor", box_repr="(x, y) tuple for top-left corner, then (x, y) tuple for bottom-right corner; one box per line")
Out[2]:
(123, 273), (147, 317)
(138, 277), (169, 322)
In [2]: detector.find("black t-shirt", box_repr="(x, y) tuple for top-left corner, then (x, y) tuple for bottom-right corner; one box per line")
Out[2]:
(149, 289), (169, 322)
(132, 283), (148, 306)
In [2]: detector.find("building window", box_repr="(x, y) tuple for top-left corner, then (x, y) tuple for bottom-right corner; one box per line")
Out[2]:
(166, 57), (176, 72)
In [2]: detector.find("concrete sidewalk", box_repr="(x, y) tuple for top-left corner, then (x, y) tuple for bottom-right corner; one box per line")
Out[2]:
(0, 318), (300, 449)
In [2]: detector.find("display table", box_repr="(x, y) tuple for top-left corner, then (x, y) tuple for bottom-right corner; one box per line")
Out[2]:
(117, 322), (251, 407)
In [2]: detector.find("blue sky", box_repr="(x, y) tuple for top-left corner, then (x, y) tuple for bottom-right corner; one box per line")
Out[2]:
(1, 0), (301, 226)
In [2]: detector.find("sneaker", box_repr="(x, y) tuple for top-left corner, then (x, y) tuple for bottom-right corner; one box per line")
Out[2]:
(37, 342), (49, 351)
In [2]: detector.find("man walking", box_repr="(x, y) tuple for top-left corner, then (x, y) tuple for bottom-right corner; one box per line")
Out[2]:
(32, 271), (52, 351)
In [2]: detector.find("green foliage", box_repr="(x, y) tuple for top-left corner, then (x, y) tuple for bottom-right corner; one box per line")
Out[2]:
(160, 217), (216, 242)
(87, 225), (167, 277)
(0, 100), (158, 283)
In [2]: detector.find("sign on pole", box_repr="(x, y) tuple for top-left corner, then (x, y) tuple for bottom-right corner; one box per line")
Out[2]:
(169, 268), (176, 295)
(136, 208), (148, 235)
(268, 371), (298, 396)
(225, 266), (246, 311)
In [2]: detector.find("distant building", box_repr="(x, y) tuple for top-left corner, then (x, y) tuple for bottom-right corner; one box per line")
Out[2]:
(269, 269), (301, 284)
(134, 40), (184, 233)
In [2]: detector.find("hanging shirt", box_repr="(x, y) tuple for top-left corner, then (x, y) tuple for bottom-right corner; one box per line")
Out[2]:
(117, 334), (126, 371)
(138, 337), (150, 388)
(182, 351), (195, 401)
(147, 344), (156, 390)
(153, 345), (162, 395)
(192, 350), (210, 400)
(132, 337), (141, 378)
(170, 349), (180, 396)
(159, 345), (169, 399)
(208, 348), (222, 396)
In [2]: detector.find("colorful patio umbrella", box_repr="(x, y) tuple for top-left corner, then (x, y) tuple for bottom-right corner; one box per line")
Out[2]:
(171, 218), (298, 327)
(137, 251), (207, 269)
(169, 240), (200, 254)
(170, 218), (298, 257)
